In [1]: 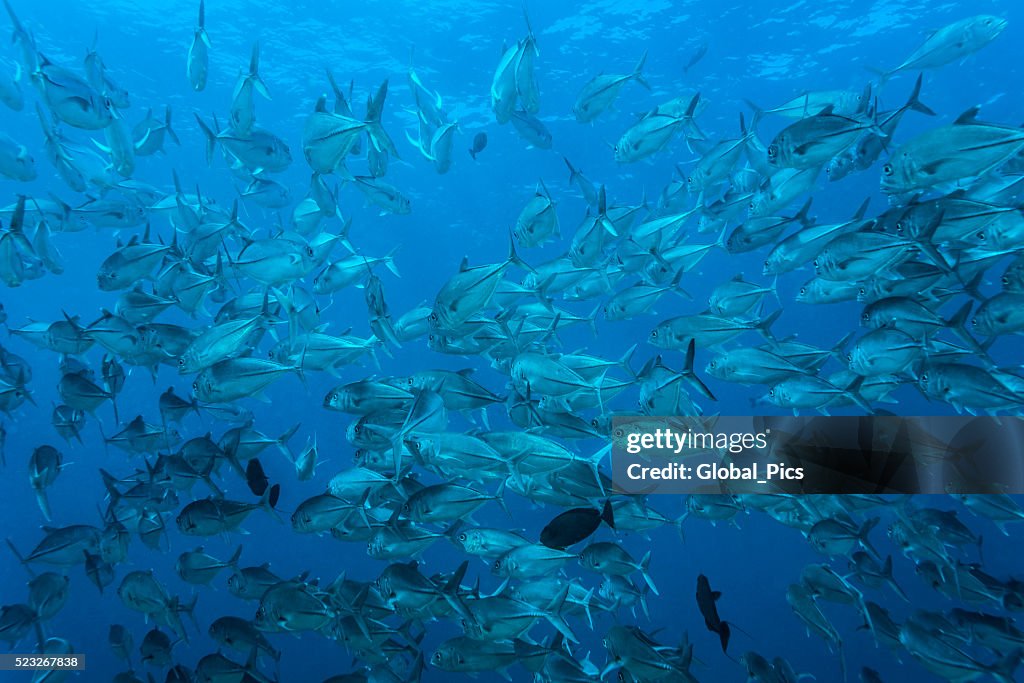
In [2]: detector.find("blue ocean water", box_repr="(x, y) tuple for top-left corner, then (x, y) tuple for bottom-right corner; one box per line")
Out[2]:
(0, 0), (1023, 681)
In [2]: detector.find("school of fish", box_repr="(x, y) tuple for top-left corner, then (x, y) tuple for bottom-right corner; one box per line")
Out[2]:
(1, 2), (1024, 682)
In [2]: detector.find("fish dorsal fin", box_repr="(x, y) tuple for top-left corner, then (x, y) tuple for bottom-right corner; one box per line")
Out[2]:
(712, 590), (721, 600)
(458, 256), (470, 273)
(954, 107), (981, 125)
(819, 104), (835, 116)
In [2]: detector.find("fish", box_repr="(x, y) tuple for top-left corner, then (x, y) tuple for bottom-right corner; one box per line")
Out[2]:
(696, 574), (732, 653)
(882, 107), (1024, 195)
(683, 43), (708, 73)
(615, 94), (699, 163)
(574, 51), (650, 123)
(509, 109), (552, 149)
(540, 499), (615, 549)
(186, 0), (209, 91)
(469, 132), (487, 159)
(873, 15), (1008, 85)
(0, 133), (35, 181)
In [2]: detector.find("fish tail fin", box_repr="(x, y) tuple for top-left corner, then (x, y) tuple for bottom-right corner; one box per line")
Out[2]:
(794, 197), (814, 227)
(441, 559), (471, 617)
(99, 468), (122, 505)
(756, 309), (782, 341)
(165, 106), (181, 145)
(945, 300), (987, 356)
(683, 338), (716, 401)
(585, 444), (610, 497)
(543, 602), (579, 644)
(866, 66), (891, 91)
(227, 544), (243, 569)
(248, 41), (270, 99)
(586, 303), (600, 337)
(768, 274), (782, 306)
(4, 538), (31, 574)
(364, 79), (400, 158)
(858, 516), (881, 559)
(193, 114), (217, 165)
(34, 490), (52, 522)
(600, 498), (615, 529)
(831, 331), (855, 359)
(669, 267), (693, 301)
(905, 73), (935, 116)
(740, 103), (763, 140)
(259, 484), (283, 523)
(991, 648), (1023, 683)
(618, 343), (637, 379)
(842, 374), (875, 415)
(404, 127), (434, 161)
(506, 231), (534, 273)
(383, 248), (402, 278)
(276, 423), (300, 457)
(883, 554), (910, 601)
(639, 550), (659, 595)
(717, 621), (731, 653)
(563, 156), (580, 185)
(633, 50), (650, 90)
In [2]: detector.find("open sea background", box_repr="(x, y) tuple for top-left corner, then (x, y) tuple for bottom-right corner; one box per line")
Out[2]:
(1, 0), (1023, 680)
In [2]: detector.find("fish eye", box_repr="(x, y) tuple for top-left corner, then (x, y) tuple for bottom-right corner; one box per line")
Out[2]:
(768, 389), (775, 397)
(846, 353), (853, 362)
(191, 382), (198, 391)
(649, 330), (658, 338)
(882, 164), (893, 176)
(613, 428), (624, 438)
(307, 247), (314, 257)
(895, 221), (904, 234)
(976, 231), (985, 241)
(709, 360), (717, 368)
(457, 532), (466, 542)
(920, 373), (929, 382)
(493, 560), (501, 570)
(799, 287), (806, 295)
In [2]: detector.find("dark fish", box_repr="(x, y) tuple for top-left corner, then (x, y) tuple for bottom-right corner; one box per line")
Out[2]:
(246, 458), (269, 497)
(696, 574), (731, 653)
(469, 132), (487, 159)
(540, 499), (614, 549)
(684, 43), (708, 73)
